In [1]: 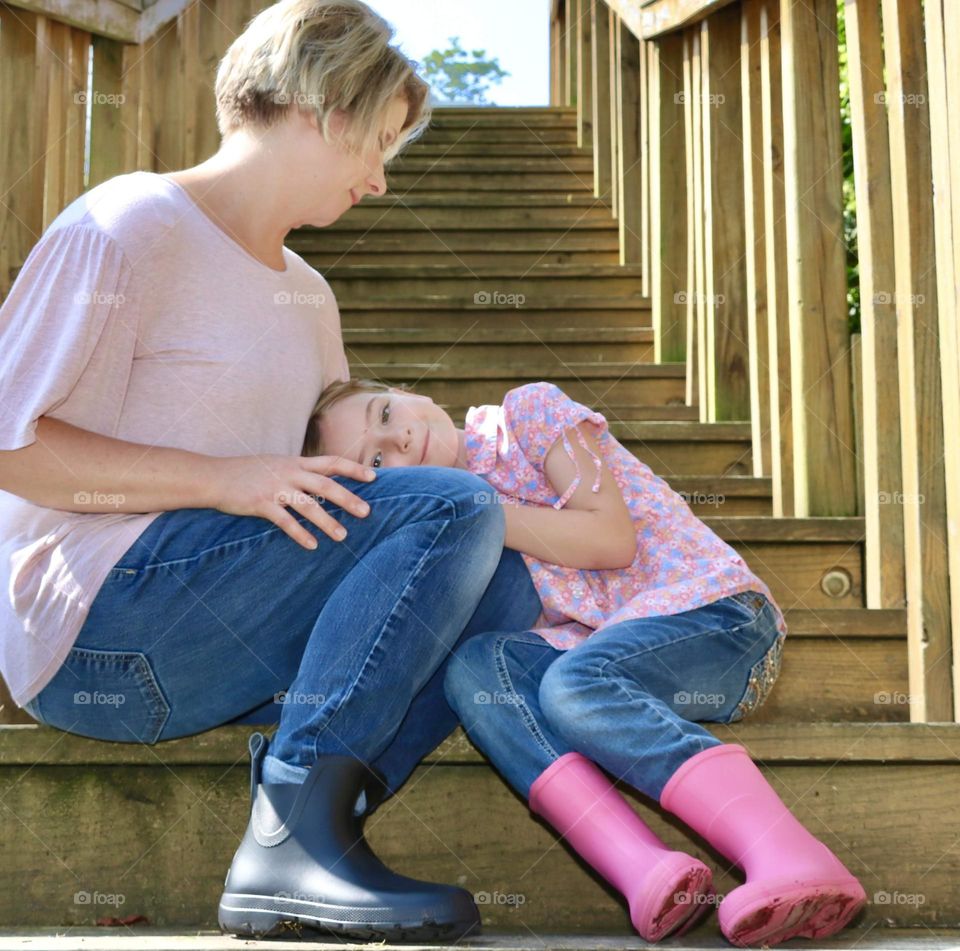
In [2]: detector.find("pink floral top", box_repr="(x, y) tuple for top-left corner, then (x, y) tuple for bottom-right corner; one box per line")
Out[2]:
(464, 382), (788, 650)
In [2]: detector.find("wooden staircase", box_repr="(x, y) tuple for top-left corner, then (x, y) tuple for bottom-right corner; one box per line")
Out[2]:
(2, 107), (958, 939)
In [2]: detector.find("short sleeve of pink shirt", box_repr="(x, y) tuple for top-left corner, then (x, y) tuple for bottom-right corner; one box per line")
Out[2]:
(0, 171), (351, 707)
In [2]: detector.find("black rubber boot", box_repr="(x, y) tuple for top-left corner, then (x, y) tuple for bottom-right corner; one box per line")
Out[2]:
(218, 732), (480, 941)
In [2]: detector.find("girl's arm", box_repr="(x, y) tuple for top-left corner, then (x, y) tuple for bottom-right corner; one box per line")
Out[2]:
(503, 422), (637, 570)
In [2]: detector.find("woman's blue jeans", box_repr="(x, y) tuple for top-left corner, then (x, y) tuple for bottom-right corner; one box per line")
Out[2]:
(443, 590), (786, 802)
(21, 466), (542, 797)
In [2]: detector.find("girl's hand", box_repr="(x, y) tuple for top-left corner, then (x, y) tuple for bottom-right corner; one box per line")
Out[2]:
(210, 453), (376, 549)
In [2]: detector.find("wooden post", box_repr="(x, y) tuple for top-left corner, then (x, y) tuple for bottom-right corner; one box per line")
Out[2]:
(843, 0), (905, 609)
(577, 0), (593, 149)
(924, 0), (960, 720)
(882, 0), (953, 722)
(565, 0), (577, 105)
(759, 0), (794, 516)
(701, 7), (749, 421)
(650, 33), (687, 363)
(688, 29), (707, 413)
(551, 6), (562, 105)
(610, 7), (620, 218)
(591, 0), (612, 199)
(617, 19), (643, 265)
(780, 0), (857, 514)
(741, 0), (772, 476)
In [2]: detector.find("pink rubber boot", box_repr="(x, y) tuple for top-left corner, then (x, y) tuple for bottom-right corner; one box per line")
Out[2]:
(529, 752), (715, 941)
(659, 743), (866, 947)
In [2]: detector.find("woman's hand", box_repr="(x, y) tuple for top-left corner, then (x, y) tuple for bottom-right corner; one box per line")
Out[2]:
(211, 453), (377, 550)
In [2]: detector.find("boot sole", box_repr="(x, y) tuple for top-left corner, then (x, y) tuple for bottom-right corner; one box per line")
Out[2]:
(218, 892), (481, 942)
(720, 879), (867, 947)
(632, 855), (716, 941)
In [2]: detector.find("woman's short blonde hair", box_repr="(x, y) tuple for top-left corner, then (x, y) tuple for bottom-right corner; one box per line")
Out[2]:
(215, 0), (431, 156)
(302, 377), (410, 457)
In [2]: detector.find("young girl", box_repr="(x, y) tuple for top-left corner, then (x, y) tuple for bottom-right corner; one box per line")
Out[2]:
(302, 378), (866, 948)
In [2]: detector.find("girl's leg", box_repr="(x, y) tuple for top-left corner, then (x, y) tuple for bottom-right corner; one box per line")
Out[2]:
(443, 631), (715, 942)
(537, 591), (785, 800)
(442, 630), (570, 796)
(536, 593), (863, 947)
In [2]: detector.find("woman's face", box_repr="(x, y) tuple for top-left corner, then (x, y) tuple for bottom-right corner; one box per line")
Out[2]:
(318, 388), (461, 470)
(293, 95), (409, 227)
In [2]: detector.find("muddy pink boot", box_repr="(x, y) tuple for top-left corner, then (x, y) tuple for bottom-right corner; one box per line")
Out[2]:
(659, 743), (866, 947)
(529, 752), (715, 941)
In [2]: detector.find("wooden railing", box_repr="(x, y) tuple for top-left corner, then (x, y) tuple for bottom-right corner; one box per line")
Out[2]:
(551, 0), (959, 723)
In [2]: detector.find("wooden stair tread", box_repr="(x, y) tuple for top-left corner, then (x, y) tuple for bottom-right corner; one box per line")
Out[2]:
(702, 515), (864, 542)
(338, 297), (651, 311)
(322, 264), (645, 278)
(365, 362), (685, 379)
(1, 720), (949, 765)
(342, 326), (652, 343)
(609, 420), (751, 440)
(336, 192), (612, 208)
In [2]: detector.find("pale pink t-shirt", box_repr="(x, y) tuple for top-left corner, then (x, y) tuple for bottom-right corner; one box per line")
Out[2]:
(0, 171), (350, 707)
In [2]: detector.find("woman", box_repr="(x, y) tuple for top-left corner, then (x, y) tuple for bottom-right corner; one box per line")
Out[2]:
(0, 0), (540, 940)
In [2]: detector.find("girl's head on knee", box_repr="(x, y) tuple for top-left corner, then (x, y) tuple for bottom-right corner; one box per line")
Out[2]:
(303, 378), (462, 469)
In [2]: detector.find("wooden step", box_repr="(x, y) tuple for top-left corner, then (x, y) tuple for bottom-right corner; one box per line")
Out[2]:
(389, 155), (596, 173)
(387, 173), (594, 193)
(343, 325), (655, 368)
(404, 143), (592, 158)
(666, 474), (772, 516)
(418, 127), (580, 145)
(292, 229), (620, 267)
(367, 362), (687, 416)
(332, 197), (615, 231)
(609, 420), (753, 477)
(1, 720), (953, 930)
(426, 107), (578, 126)
(339, 307), (651, 330)
(323, 265), (645, 303)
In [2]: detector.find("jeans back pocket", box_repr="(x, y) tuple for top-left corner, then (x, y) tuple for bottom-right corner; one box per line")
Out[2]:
(27, 647), (170, 744)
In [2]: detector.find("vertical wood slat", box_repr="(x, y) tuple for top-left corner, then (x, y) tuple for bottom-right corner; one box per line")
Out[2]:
(924, 0), (960, 719)
(640, 36), (651, 296)
(780, 0), (857, 515)
(843, 0), (905, 609)
(882, 0), (953, 722)
(89, 35), (126, 188)
(741, 0), (772, 476)
(617, 19), (643, 265)
(689, 30), (708, 414)
(650, 33), (687, 364)
(701, 6), (749, 421)
(565, 0), (578, 106)
(0, 4), (43, 302)
(759, 0), (793, 516)
(591, 0), (612, 199)
(551, 6), (563, 105)
(682, 33), (698, 404)
(577, 0), (593, 149)
(609, 7), (619, 217)
(608, 10), (623, 218)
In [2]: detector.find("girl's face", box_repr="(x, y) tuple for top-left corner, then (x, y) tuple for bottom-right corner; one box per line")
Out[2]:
(318, 388), (461, 470)
(293, 95), (408, 227)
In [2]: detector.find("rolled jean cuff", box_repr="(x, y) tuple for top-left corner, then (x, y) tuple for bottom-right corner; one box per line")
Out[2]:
(261, 752), (310, 785)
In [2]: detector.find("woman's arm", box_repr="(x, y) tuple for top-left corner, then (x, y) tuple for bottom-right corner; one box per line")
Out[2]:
(503, 422), (637, 570)
(0, 416), (375, 549)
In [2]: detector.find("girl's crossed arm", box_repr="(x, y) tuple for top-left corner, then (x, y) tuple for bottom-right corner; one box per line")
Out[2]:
(502, 422), (637, 571)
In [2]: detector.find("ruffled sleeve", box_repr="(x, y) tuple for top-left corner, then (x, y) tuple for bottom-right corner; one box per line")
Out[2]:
(502, 381), (609, 510)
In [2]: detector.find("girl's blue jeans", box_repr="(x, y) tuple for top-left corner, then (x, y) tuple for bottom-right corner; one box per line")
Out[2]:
(443, 590), (786, 802)
(21, 466), (543, 796)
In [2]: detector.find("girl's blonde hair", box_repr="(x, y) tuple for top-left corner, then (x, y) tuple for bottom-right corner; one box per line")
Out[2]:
(302, 377), (410, 457)
(215, 0), (431, 156)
